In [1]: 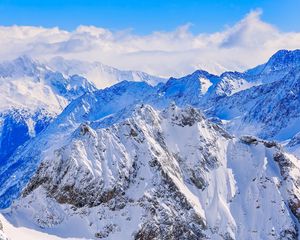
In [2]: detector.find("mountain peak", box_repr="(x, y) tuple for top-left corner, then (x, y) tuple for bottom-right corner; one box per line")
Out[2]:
(265, 49), (300, 70)
(244, 49), (300, 78)
(0, 55), (43, 78)
(271, 49), (300, 57)
(190, 69), (211, 76)
(14, 55), (37, 64)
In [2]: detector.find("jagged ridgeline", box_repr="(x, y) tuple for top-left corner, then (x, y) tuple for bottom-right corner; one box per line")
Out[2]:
(1, 49), (300, 239)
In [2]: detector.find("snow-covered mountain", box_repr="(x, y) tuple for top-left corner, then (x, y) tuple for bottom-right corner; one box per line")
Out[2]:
(47, 57), (166, 88)
(153, 49), (300, 144)
(0, 56), (164, 178)
(2, 48), (298, 165)
(3, 104), (300, 239)
(154, 49), (300, 142)
(206, 50), (300, 141)
(0, 55), (98, 113)
(1, 49), (300, 239)
(245, 49), (300, 84)
(0, 56), (97, 168)
(2, 49), (300, 207)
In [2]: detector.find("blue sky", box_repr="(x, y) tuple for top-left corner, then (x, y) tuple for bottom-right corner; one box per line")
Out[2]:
(0, 0), (299, 34)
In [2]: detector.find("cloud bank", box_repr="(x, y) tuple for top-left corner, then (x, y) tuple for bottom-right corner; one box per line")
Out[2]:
(1, 10), (300, 77)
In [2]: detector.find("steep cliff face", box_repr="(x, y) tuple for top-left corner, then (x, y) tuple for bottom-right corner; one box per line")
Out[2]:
(5, 105), (300, 240)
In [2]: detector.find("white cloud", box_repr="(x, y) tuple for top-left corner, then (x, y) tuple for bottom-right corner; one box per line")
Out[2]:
(0, 9), (300, 77)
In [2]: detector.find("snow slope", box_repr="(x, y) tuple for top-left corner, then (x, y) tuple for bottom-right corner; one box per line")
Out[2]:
(0, 219), (8, 240)
(0, 215), (64, 240)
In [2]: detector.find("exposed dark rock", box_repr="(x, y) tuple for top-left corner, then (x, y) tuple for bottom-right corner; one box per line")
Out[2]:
(240, 135), (259, 145)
